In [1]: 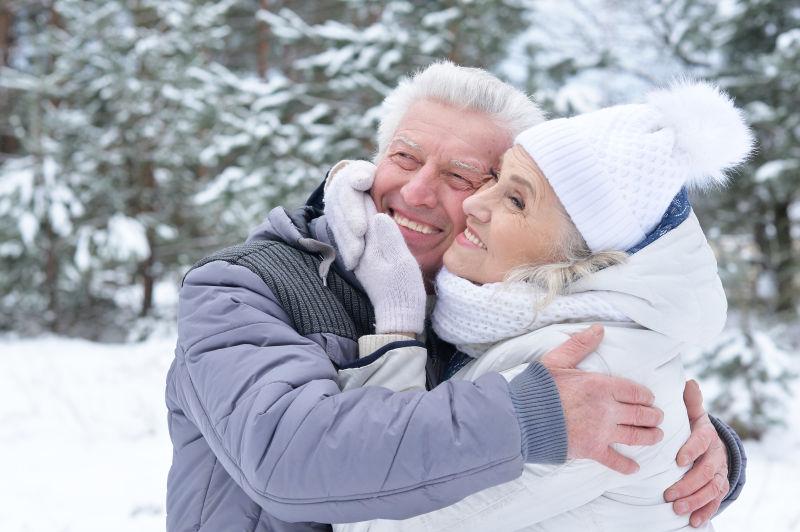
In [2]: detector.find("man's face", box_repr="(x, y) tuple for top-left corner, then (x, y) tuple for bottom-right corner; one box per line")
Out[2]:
(370, 100), (512, 281)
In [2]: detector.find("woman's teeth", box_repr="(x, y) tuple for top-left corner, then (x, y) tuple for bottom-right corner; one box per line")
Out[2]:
(464, 227), (486, 249)
(393, 213), (437, 235)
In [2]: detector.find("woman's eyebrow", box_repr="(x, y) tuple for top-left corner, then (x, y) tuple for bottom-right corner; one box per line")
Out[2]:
(510, 174), (535, 193)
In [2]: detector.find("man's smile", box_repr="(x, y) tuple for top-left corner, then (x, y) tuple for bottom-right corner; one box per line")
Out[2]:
(387, 207), (444, 236)
(391, 211), (439, 235)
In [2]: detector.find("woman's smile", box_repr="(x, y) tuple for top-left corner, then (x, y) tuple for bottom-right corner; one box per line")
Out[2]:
(443, 144), (572, 285)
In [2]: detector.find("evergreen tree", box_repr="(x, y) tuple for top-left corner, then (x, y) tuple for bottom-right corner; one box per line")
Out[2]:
(257, 0), (529, 165)
(0, 0), (304, 337)
(691, 322), (796, 439)
(707, 0), (800, 316)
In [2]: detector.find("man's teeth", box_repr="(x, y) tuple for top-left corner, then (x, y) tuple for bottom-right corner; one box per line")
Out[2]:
(464, 227), (487, 249)
(393, 213), (437, 235)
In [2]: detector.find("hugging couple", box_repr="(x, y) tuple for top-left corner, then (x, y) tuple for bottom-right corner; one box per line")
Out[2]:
(166, 62), (749, 531)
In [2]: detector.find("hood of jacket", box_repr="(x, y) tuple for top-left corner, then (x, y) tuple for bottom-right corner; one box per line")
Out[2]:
(247, 205), (363, 289)
(570, 211), (727, 347)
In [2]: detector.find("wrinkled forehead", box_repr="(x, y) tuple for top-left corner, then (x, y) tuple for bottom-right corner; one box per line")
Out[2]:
(391, 135), (492, 173)
(387, 100), (512, 165)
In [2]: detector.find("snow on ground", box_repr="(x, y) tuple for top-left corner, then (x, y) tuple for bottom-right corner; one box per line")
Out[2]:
(0, 335), (798, 531)
(0, 336), (174, 532)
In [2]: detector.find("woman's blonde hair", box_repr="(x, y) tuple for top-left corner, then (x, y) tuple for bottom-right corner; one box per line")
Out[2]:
(504, 213), (628, 308)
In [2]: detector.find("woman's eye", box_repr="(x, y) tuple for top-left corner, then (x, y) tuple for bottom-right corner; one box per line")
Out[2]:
(509, 195), (525, 210)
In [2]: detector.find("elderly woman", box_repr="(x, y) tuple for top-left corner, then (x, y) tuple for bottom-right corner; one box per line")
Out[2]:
(327, 81), (752, 531)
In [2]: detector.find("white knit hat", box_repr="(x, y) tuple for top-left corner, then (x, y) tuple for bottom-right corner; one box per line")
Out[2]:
(515, 81), (754, 252)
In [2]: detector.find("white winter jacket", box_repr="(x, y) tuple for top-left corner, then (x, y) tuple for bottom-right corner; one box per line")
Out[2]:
(336, 213), (725, 532)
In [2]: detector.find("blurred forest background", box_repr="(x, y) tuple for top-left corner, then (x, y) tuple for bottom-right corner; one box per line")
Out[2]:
(0, 0), (797, 442)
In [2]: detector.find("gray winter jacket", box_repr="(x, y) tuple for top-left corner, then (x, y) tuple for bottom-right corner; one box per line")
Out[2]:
(165, 205), (567, 531)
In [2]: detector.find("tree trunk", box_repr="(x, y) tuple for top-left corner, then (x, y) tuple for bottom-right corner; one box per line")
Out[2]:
(257, 0), (270, 79)
(0, 3), (12, 66)
(753, 195), (797, 315)
(0, 4), (18, 155)
(49, 2), (63, 30)
(772, 198), (795, 314)
(136, 161), (157, 317)
(140, 227), (155, 317)
(43, 221), (61, 333)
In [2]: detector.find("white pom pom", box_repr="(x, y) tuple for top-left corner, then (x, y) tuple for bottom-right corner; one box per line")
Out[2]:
(646, 80), (755, 188)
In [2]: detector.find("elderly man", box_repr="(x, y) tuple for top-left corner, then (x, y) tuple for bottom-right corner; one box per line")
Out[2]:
(165, 62), (744, 532)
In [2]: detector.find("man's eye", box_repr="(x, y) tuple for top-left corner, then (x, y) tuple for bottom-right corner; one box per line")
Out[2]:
(447, 173), (481, 191)
(393, 153), (418, 169)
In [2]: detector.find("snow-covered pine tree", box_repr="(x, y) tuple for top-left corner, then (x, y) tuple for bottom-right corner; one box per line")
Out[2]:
(0, 0), (305, 338)
(691, 322), (796, 440)
(189, 0), (536, 286)
(687, 0), (800, 440)
(708, 0), (800, 316)
(256, 0), (529, 167)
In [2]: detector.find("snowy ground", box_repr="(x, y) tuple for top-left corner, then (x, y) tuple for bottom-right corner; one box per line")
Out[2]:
(1, 335), (798, 532)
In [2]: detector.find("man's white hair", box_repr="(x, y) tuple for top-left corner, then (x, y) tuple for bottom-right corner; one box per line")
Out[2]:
(374, 60), (545, 161)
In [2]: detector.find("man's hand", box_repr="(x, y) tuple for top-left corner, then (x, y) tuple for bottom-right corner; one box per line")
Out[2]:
(324, 160), (377, 270)
(354, 213), (426, 335)
(541, 324), (664, 475)
(664, 380), (729, 528)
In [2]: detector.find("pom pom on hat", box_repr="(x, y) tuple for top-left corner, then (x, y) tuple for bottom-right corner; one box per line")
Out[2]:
(646, 80), (755, 188)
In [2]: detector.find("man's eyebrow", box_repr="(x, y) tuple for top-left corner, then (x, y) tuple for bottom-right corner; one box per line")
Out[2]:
(452, 160), (484, 174)
(392, 135), (421, 151)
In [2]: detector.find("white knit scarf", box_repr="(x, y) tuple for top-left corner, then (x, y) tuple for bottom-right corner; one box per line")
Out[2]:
(431, 268), (630, 357)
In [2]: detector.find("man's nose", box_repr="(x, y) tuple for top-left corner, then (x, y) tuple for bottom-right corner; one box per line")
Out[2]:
(400, 162), (438, 208)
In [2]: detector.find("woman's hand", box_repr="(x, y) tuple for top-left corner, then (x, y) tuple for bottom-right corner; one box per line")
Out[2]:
(324, 160), (377, 270)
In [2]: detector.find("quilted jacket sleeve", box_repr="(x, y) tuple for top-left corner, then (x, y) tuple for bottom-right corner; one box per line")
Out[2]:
(173, 259), (525, 524)
(710, 415), (747, 513)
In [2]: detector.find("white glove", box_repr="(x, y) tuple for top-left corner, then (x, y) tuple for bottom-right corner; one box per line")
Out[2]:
(355, 213), (426, 335)
(324, 160), (377, 270)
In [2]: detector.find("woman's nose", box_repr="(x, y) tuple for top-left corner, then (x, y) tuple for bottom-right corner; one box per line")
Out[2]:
(462, 185), (493, 223)
(400, 162), (438, 208)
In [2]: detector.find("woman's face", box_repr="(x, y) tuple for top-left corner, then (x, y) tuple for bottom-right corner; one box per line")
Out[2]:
(443, 144), (572, 285)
